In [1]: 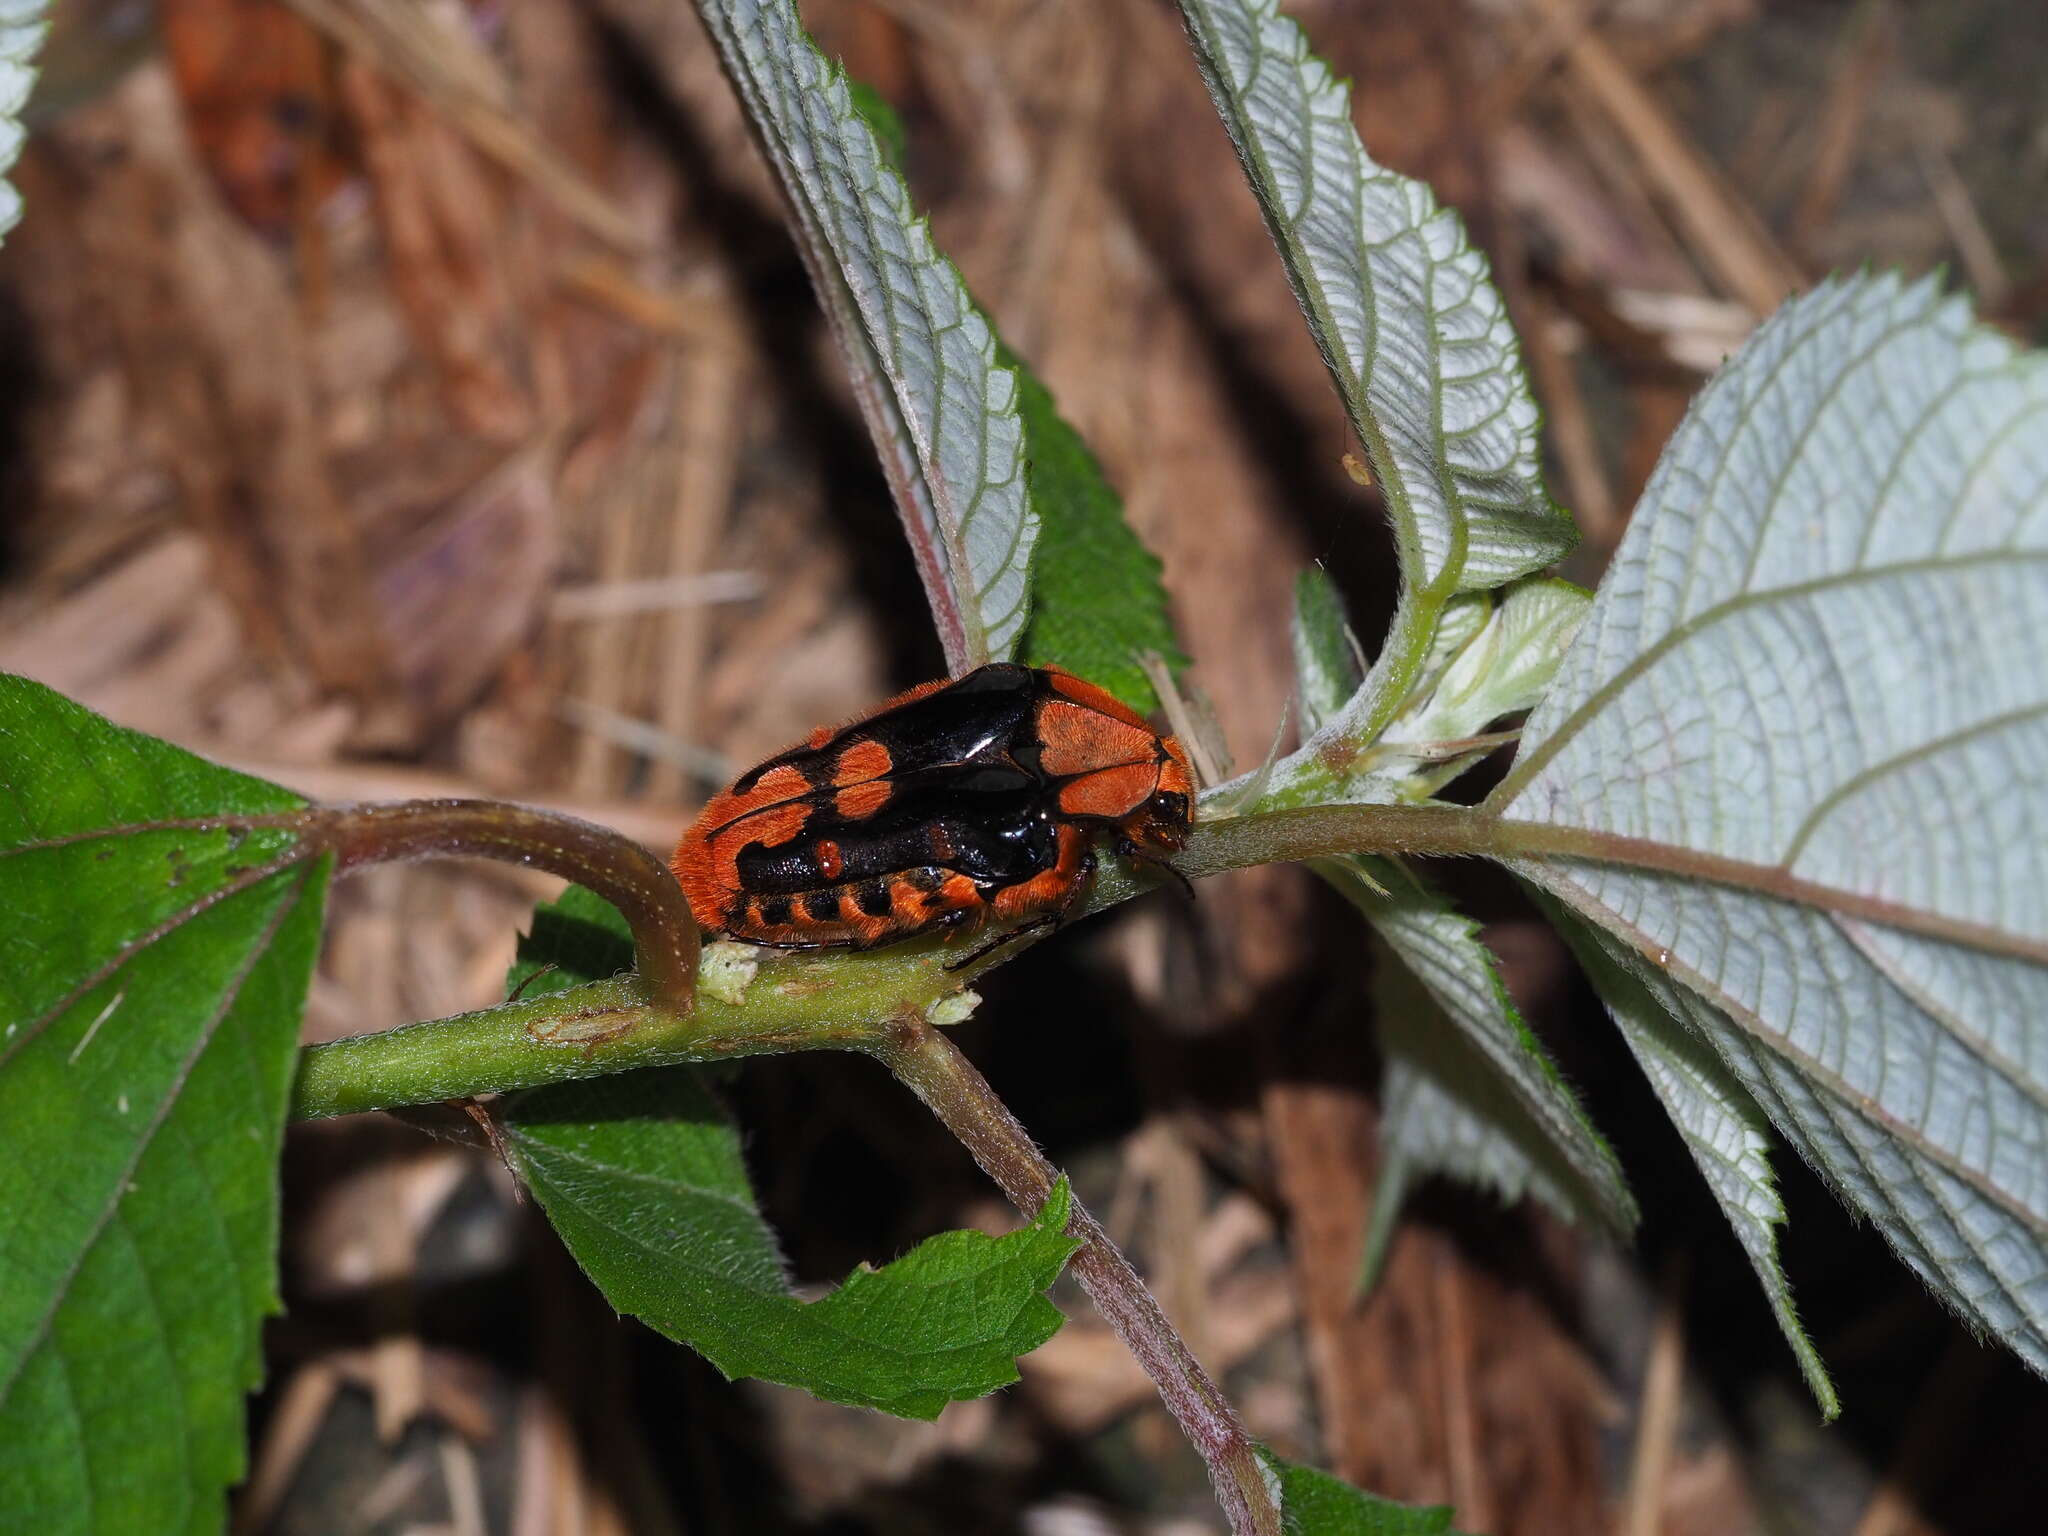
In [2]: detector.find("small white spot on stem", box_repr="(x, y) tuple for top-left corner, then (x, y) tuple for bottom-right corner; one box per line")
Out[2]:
(927, 990), (981, 1027)
(700, 941), (761, 1005)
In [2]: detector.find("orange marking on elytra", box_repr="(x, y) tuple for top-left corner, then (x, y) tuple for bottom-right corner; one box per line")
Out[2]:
(836, 889), (893, 944)
(887, 877), (927, 923)
(671, 827), (727, 932)
(736, 801), (809, 848)
(697, 763), (812, 837)
(991, 868), (1066, 920)
(1037, 701), (1154, 778)
(991, 824), (1086, 920)
(1157, 735), (1195, 801)
(833, 738), (893, 785)
(706, 799), (812, 890)
(673, 665), (1190, 949)
(937, 873), (982, 910)
(867, 675), (952, 715)
(1058, 762), (1158, 820)
(834, 780), (891, 819)
(1042, 667), (1152, 728)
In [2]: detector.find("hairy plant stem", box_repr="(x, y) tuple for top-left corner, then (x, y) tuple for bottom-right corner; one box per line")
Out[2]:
(292, 944), (960, 1119)
(301, 799), (701, 1010)
(1182, 803), (2046, 961)
(868, 1016), (1282, 1536)
(289, 801), (1478, 1119)
(295, 790), (2031, 1120)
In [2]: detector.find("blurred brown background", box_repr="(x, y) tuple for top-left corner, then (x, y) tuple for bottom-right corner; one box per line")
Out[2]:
(3, 0), (2045, 1531)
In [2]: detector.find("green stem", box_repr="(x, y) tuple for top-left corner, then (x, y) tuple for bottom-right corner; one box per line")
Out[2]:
(291, 934), (972, 1118)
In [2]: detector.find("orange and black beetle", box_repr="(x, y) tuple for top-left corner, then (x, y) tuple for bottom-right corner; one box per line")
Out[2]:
(673, 663), (1195, 950)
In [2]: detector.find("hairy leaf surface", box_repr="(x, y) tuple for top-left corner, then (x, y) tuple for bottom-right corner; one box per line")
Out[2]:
(503, 890), (1077, 1419)
(1497, 274), (2048, 1386)
(1377, 577), (1588, 795)
(840, 77), (1177, 703)
(1177, 0), (1574, 745)
(1289, 567), (1366, 727)
(697, 0), (1035, 668)
(0, 676), (327, 1533)
(1544, 894), (1837, 1415)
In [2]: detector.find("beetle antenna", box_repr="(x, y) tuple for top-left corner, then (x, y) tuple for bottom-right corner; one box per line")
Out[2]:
(1125, 845), (1194, 901)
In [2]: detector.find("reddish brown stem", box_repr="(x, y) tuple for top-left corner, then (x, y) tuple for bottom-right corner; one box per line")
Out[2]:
(868, 1015), (1281, 1536)
(296, 798), (700, 1011)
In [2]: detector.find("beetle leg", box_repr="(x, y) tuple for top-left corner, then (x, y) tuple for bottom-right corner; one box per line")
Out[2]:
(944, 912), (1058, 970)
(944, 841), (1097, 971)
(1054, 844), (1097, 927)
(946, 897), (990, 933)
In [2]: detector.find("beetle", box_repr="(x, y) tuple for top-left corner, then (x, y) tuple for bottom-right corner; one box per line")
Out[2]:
(672, 662), (1195, 951)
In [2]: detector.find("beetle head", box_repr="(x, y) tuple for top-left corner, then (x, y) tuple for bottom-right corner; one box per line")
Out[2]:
(1122, 735), (1195, 854)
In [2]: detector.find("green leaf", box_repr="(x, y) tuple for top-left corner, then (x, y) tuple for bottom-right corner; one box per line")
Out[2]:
(1377, 577), (1589, 802)
(1288, 575), (1589, 807)
(502, 889), (1079, 1420)
(505, 1074), (1077, 1420)
(1265, 1450), (1462, 1534)
(1542, 894), (1837, 1419)
(1290, 566), (1365, 728)
(696, 0), (1036, 670)
(1012, 349), (1187, 712)
(1272, 570), (1579, 817)
(0, 675), (328, 1533)
(505, 882), (639, 998)
(1175, 0), (1574, 749)
(0, 2), (45, 242)
(1494, 273), (2048, 1397)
